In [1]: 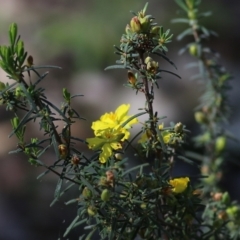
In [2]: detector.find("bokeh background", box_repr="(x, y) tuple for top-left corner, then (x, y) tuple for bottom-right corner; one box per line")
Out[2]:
(0, 1), (240, 239)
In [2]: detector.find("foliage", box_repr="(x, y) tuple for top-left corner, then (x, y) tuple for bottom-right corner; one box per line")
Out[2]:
(0, 1), (239, 239)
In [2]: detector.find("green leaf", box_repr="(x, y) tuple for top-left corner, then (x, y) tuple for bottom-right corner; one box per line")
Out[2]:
(9, 23), (18, 46)
(177, 28), (192, 41)
(122, 163), (149, 176)
(159, 69), (181, 79)
(104, 65), (129, 71)
(120, 111), (147, 128)
(171, 18), (190, 24)
(142, 2), (149, 15)
(175, 0), (189, 12)
(37, 170), (50, 180)
(63, 88), (71, 102)
(63, 215), (80, 237)
(80, 176), (98, 195)
(9, 108), (34, 138)
(54, 178), (63, 199)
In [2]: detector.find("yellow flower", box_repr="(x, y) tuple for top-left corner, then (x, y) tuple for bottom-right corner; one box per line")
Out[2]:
(86, 128), (124, 163)
(169, 177), (190, 194)
(161, 131), (174, 144)
(92, 104), (138, 140)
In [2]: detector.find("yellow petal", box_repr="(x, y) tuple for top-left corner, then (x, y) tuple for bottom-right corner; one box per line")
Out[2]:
(86, 137), (105, 150)
(99, 143), (112, 163)
(110, 142), (122, 150)
(169, 177), (190, 194)
(115, 104), (130, 121)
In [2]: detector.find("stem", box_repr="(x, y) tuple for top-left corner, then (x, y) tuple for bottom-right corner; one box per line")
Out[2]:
(139, 51), (162, 163)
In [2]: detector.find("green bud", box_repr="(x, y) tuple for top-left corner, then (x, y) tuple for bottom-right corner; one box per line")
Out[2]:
(150, 26), (160, 37)
(9, 23), (18, 46)
(99, 176), (109, 186)
(138, 15), (150, 32)
(130, 16), (141, 33)
(174, 122), (183, 133)
(198, 132), (211, 144)
(194, 111), (207, 124)
(82, 187), (92, 199)
(101, 189), (111, 201)
(215, 136), (226, 153)
(114, 153), (123, 160)
(140, 203), (147, 209)
(87, 206), (97, 216)
(15, 86), (22, 98)
(144, 56), (152, 65)
(226, 206), (240, 218)
(221, 192), (230, 205)
(189, 44), (198, 57)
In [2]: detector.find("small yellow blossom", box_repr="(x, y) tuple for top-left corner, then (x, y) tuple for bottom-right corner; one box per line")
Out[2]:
(86, 128), (124, 163)
(169, 177), (190, 194)
(92, 104), (138, 141)
(87, 104), (137, 163)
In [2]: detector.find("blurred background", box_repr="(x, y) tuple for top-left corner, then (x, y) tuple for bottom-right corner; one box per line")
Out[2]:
(0, 0), (239, 239)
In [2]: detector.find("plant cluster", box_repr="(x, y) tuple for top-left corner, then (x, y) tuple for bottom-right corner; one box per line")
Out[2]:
(0, 1), (239, 239)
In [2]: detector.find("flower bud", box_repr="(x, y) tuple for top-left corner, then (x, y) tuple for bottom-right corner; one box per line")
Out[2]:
(101, 189), (111, 201)
(217, 211), (228, 221)
(130, 16), (141, 33)
(15, 86), (22, 98)
(215, 136), (226, 154)
(145, 58), (158, 74)
(127, 71), (137, 85)
(82, 187), (92, 199)
(221, 192), (230, 205)
(140, 203), (147, 209)
(138, 16), (150, 32)
(106, 170), (114, 182)
(189, 44), (198, 57)
(71, 155), (80, 165)
(150, 26), (160, 37)
(212, 192), (223, 201)
(144, 56), (152, 65)
(114, 153), (123, 160)
(87, 206), (97, 216)
(58, 144), (68, 159)
(226, 206), (240, 218)
(194, 111), (207, 124)
(27, 55), (33, 67)
(99, 176), (109, 186)
(174, 122), (183, 133)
